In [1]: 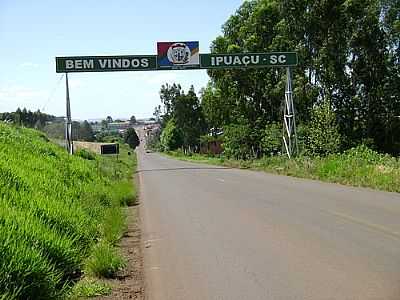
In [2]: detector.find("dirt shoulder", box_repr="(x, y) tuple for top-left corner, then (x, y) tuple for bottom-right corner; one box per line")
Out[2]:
(94, 205), (144, 300)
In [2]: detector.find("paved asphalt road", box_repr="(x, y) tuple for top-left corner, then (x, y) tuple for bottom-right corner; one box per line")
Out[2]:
(137, 147), (400, 300)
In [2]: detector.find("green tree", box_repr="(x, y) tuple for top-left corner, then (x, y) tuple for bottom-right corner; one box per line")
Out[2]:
(43, 122), (64, 139)
(305, 101), (342, 156)
(78, 120), (95, 142)
(153, 105), (162, 122)
(261, 122), (282, 156)
(153, 0), (400, 156)
(200, 83), (231, 131)
(159, 83), (182, 126)
(2, 108), (55, 128)
(123, 128), (140, 149)
(129, 115), (136, 125)
(223, 120), (253, 159)
(159, 84), (206, 151)
(101, 119), (108, 130)
(160, 119), (183, 151)
(209, 0), (399, 155)
(14, 108), (22, 125)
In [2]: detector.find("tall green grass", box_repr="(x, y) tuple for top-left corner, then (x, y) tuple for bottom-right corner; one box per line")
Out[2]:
(84, 242), (126, 278)
(0, 123), (136, 299)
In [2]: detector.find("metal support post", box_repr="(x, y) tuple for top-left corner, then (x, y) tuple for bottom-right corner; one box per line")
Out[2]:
(65, 73), (73, 154)
(282, 67), (298, 158)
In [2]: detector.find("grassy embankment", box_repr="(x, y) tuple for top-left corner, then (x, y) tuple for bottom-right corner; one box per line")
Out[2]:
(0, 123), (137, 299)
(166, 145), (400, 193)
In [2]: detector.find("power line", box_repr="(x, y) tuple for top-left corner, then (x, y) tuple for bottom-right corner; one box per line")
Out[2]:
(41, 74), (64, 112)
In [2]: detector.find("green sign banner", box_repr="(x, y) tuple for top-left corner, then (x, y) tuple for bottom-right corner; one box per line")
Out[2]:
(56, 55), (157, 73)
(200, 52), (298, 69)
(56, 52), (297, 73)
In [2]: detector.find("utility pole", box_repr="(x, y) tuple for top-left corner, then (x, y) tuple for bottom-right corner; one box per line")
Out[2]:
(65, 73), (73, 154)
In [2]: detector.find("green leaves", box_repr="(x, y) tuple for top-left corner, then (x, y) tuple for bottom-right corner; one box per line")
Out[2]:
(303, 101), (342, 156)
(261, 122), (282, 156)
(123, 128), (140, 150)
(160, 119), (184, 151)
(204, 0), (400, 156)
(223, 121), (254, 160)
(159, 84), (206, 151)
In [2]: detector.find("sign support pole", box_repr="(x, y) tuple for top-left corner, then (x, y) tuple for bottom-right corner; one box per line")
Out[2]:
(283, 67), (298, 158)
(65, 73), (73, 155)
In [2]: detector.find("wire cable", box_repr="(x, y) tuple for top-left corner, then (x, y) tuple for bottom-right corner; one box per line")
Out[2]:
(41, 74), (64, 112)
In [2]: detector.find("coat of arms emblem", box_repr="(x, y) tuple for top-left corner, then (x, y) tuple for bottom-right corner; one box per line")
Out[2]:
(167, 43), (191, 64)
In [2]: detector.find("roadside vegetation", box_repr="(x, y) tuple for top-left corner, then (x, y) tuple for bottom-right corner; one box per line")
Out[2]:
(166, 145), (400, 193)
(0, 123), (137, 299)
(146, 0), (399, 192)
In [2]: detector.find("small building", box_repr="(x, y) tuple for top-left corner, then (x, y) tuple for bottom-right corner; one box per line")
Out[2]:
(108, 121), (131, 132)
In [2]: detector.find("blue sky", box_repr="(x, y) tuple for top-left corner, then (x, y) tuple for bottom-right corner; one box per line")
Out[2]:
(0, 0), (242, 120)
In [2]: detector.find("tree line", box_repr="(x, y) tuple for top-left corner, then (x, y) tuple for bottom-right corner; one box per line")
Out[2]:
(0, 108), (56, 129)
(0, 108), (96, 142)
(155, 0), (399, 158)
(43, 120), (96, 142)
(1, 108), (143, 152)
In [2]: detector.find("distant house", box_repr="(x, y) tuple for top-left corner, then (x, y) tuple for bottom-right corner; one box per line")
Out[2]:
(144, 123), (161, 138)
(91, 121), (132, 134)
(200, 128), (224, 155)
(107, 121), (131, 133)
(91, 123), (103, 132)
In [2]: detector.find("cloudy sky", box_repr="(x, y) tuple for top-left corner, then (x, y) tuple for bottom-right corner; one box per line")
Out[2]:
(0, 0), (242, 120)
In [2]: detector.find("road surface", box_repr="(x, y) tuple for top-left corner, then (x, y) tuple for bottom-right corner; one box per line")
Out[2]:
(138, 148), (400, 300)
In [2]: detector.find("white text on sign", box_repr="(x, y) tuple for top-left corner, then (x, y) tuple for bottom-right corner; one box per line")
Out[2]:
(210, 54), (288, 66)
(65, 58), (150, 70)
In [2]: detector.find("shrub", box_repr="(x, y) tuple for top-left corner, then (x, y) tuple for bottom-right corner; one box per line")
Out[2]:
(222, 122), (253, 159)
(160, 119), (184, 151)
(124, 128), (140, 150)
(261, 122), (282, 156)
(304, 101), (342, 156)
(69, 279), (111, 298)
(75, 148), (96, 160)
(84, 242), (126, 278)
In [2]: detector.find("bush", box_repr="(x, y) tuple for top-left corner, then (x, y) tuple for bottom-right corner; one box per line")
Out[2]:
(222, 122), (253, 159)
(160, 119), (184, 151)
(75, 148), (96, 160)
(261, 122), (282, 156)
(304, 101), (342, 156)
(69, 278), (111, 298)
(124, 128), (140, 150)
(84, 242), (126, 278)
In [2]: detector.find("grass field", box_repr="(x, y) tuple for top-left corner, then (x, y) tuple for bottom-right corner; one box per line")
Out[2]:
(0, 123), (137, 299)
(166, 145), (400, 193)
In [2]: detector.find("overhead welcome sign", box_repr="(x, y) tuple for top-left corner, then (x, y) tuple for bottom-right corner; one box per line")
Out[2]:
(56, 42), (297, 73)
(57, 42), (299, 159)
